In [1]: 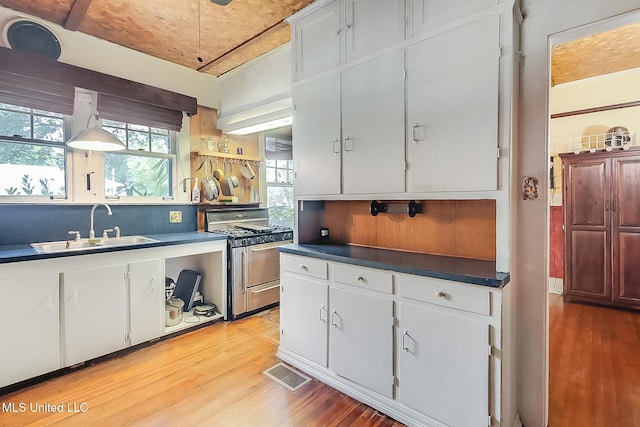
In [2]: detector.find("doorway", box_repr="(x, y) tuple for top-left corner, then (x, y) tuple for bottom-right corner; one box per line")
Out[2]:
(547, 10), (640, 424)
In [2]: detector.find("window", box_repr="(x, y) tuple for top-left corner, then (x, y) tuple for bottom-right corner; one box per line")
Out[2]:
(0, 103), (67, 196)
(103, 120), (174, 198)
(266, 158), (294, 228)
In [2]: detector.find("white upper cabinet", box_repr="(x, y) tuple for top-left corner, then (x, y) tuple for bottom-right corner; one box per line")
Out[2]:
(406, 15), (500, 192)
(292, 0), (405, 82)
(293, 71), (342, 196)
(342, 50), (405, 194)
(293, 1), (341, 81)
(344, 0), (405, 62)
(409, 0), (498, 37)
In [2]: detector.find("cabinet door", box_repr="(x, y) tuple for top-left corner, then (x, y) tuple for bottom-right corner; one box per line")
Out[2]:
(563, 158), (611, 300)
(344, 0), (405, 62)
(0, 274), (59, 388)
(293, 0), (341, 81)
(612, 156), (640, 306)
(129, 259), (163, 346)
(407, 16), (500, 192)
(293, 72), (342, 195)
(280, 272), (329, 367)
(409, 0), (496, 37)
(342, 50), (406, 194)
(398, 301), (489, 426)
(329, 287), (393, 397)
(63, 264), (126, 366)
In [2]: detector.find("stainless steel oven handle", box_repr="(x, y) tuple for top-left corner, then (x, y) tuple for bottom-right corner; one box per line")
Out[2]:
(251, 283), (280, 293)
(248, 242), (291, 252)
(241, 249), (246, 294)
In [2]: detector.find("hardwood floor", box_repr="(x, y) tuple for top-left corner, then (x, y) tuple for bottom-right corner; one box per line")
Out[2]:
(0, 308), (403, 427)
(549, 294), (640, 427)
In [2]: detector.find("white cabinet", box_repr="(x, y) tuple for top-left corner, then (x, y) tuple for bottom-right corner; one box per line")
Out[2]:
(406, 15), (501, 192)
(0, 273), (59, 388)
(278, 253), (508, 426)
(329, 286), (393, 397)
(291, 0), (405, 82)
(129, 259), (163, 346)
(397, 301), (489, 427)
(408, 0), (497, 37)
(293, 50), (405, 196)
(293, 71), (341, 195)
(341, 50), (405, 194)
(293, 0), (341, 81)
(344, 0), (405, 63)
(62, 264), (127, 366)
(279, 255), (394, 397)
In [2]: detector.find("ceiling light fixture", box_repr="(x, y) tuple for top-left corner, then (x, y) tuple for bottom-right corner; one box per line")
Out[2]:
(66, 114), (126, 151)
(210, 0), (233, 5)
(197, 0), (203, 62)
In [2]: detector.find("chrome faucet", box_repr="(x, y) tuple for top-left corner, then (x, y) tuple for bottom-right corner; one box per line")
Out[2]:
(89, 203), (112, 239)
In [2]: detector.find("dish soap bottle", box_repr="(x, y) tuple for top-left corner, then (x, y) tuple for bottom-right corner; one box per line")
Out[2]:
(192, 178), (200, 203)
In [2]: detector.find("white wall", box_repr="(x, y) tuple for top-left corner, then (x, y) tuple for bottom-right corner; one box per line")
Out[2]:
(518, 1), (640, 425)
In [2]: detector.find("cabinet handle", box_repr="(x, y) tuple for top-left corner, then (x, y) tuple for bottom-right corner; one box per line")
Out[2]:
(149, 276), (156, 291)
(402, 329), (410, 352)
(73, 290), (79, 308)
(332, 139), (341, 153)
(331, 310), (339, 328)
(436, 291), (448, 299)
(320, 305), (328, 323)
(344, 137), (354, 152)
(612, 200), (617, 212)
(299, 264), (308, 271)
(412, 123), (425, 142)
(356, 275), (365, 282)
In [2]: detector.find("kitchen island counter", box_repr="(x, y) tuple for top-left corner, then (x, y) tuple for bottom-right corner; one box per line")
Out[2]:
(0, 232), (227, 264)
(279, 243), (509, 288)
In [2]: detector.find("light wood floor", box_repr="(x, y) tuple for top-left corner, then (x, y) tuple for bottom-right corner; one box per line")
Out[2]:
(0, 307), (403, 427)
(549, 294), (640, 427)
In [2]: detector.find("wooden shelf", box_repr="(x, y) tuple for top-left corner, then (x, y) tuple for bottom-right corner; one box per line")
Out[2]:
(194, 150), (262, 162)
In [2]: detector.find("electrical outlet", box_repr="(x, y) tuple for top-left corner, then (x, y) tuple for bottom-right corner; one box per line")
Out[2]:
(169, 211), (182, 223)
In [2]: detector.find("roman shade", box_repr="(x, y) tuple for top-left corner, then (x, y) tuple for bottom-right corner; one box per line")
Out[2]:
(0, 69), (74, 115)
(98, 93), (184, 132)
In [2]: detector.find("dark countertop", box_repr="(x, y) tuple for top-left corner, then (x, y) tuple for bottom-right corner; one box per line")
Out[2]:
(0, 232), (227, 264)
(279, 244), (510, 288)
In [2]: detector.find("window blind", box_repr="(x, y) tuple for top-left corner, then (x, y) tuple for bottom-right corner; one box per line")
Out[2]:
(98, 93), (184, 132)
(265, 135), (292, 160)
(0, 70), (74, 115)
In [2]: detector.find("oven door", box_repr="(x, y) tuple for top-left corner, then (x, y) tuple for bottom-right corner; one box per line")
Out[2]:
(246, 241), (290, 287)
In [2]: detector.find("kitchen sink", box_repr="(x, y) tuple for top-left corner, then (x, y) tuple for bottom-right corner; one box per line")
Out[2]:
(31, 236), (158, 253)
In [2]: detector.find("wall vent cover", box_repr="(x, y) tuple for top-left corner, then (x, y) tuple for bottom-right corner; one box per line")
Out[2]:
(4, 20), (61, 60)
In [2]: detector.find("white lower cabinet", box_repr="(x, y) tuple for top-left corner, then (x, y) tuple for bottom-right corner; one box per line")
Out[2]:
(0, 273), (60, 388)
(329, 286), (393, 397)
(62, 264), (127, 366)
(397, 301), (489, 427)
(278, 253), (505, 427)
(128, 259), (163, 346)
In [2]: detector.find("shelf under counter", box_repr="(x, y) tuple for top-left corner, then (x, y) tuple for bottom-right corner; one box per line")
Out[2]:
(278, 243), (509, 288)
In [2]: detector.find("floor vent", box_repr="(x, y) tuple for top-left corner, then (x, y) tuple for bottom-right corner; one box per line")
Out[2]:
(263, 363), (311, 391)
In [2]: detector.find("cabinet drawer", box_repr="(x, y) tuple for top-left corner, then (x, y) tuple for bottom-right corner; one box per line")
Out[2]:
(332, 263), (393, 294)
(397, 274), (491, 316)
(281, 254), (328, 280)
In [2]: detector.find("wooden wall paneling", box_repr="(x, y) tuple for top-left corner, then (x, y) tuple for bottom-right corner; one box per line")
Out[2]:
(319, 200), (496, 260)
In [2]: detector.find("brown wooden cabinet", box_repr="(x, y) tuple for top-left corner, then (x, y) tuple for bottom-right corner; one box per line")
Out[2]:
(561, 148), (640, 309)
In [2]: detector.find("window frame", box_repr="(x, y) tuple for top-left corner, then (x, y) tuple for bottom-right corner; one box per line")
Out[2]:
(102, 119), (177, 201)
(0, 103), (72, 201)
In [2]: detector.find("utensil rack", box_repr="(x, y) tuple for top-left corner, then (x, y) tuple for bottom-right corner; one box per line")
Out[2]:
(370, 200), (423, 218)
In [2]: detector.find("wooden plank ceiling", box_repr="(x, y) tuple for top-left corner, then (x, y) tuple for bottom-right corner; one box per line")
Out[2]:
(0, 0), (313, 76)
(551, 21), (640, 86)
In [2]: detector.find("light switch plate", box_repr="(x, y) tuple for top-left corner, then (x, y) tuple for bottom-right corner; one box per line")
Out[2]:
(169, 211), (182, 223)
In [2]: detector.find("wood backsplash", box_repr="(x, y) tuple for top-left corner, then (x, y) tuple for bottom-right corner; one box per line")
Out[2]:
(319, 200), (496, 261)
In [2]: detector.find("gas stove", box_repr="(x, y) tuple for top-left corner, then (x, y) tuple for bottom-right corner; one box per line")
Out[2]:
(205, 207), (293, 248)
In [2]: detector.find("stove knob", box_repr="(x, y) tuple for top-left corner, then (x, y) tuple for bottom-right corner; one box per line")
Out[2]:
(284, 232), (293, 240)
(267, 235), (275, 243)
(257, 236), (265, 244)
